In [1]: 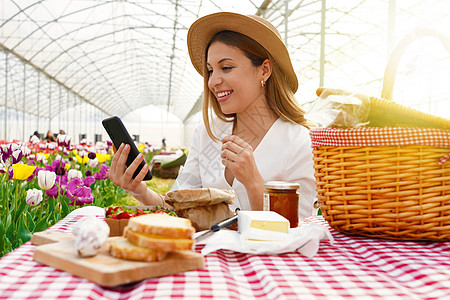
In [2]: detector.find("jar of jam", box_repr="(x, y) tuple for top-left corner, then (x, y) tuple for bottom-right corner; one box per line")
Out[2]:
(263, 181), (300, 228)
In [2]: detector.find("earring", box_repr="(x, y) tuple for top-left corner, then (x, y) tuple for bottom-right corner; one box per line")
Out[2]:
(261, 80), (265, 87)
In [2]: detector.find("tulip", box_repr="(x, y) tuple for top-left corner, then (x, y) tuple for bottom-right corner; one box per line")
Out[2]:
(95, 153), (111, 163)
(12, 163), (37, 180)
(94, 164), (109, 180)
(67, 177), (93, 205)
(68, 169), (83, 181)
(26, 188), (43, 206)
(88, 157), (99, 168)
(30, 135), (40, 145)
(38, 170), (56, 190)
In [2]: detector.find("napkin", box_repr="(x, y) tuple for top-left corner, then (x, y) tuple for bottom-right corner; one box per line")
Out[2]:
(195, 222), (333, 258)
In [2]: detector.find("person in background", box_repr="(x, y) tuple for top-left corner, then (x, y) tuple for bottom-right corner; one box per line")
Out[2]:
(59, 129), (66, 135)
(162, 137), (167, 149)
(29, 131), (41, 142)
(108, 12), (317, 218)
(44, 130), (57, 142)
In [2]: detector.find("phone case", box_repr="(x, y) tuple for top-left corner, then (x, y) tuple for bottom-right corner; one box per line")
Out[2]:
(102, 116), (152, 180)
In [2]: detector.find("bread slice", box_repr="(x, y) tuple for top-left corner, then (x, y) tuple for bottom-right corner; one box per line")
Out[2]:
(124, 227), (194, 252)
(127, 214), (195, 239)
(109, 237), (167, 262)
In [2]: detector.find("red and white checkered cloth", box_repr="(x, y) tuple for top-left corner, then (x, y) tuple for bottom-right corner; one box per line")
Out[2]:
(310, 126), (450, 164)
(1, 214), (450, 299)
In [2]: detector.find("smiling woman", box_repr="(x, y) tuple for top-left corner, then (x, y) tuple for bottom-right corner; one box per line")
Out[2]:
(108, 12), (318, 220)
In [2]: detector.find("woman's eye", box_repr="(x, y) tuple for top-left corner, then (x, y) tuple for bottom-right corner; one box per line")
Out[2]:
(222, 66), (233, 71)
(207, 69), (213, 75)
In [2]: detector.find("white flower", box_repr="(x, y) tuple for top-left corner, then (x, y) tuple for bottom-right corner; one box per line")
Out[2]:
(36, 153), (46, 162)
(26, 188), (43, 206)
(30, 135), (40, 145)
(37, 170), (56, 190)
(88, 158), (99, 168)
(68, 169), (83, 181)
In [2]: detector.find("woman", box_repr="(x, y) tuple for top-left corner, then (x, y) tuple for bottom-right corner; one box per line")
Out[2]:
(109, 12), (316, 218)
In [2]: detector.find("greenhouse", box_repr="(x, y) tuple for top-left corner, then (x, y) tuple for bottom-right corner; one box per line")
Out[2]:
(1, 1), (450, 299)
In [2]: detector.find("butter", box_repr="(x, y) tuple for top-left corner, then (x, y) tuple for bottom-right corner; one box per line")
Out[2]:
(238, 211), (290, 236)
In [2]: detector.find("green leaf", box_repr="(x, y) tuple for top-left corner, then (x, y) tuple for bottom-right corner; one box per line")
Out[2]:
(16, 212), (32, 245)
(26, 211), (35, 232)
(34, 217), (50, 232)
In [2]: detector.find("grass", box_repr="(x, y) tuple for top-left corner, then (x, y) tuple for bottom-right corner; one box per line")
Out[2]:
(115, 176), (176, 206)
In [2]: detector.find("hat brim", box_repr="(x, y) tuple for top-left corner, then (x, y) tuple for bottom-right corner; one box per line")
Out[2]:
(187, 12), (298, 93)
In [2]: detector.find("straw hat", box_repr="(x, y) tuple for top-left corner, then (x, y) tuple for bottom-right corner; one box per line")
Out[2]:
(187, 12), (298, 93)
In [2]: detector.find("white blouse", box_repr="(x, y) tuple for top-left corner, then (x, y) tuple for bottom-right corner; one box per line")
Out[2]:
(170, 118), (317, 218)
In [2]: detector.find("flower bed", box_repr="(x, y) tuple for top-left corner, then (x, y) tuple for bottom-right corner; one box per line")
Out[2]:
(0, 136), (162, 257)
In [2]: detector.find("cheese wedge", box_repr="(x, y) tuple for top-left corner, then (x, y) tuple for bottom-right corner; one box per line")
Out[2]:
(238, 211), (290, 235)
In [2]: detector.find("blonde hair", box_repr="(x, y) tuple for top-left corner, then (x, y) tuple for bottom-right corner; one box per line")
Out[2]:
(202, 31), (312, 141)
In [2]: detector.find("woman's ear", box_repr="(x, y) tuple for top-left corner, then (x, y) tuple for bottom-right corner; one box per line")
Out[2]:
(261, 59), (272, 82)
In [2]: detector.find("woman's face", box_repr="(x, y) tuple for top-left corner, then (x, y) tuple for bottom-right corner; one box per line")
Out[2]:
(206, 41), (264, 115)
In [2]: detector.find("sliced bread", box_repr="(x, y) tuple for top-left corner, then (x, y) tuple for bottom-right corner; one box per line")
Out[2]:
(127, 214), (195, 239)
(109, 237), (167, 262)
(124, 227), (194, 252)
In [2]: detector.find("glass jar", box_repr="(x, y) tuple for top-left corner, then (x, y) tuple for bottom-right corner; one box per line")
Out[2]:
(264, 181), (300, 228)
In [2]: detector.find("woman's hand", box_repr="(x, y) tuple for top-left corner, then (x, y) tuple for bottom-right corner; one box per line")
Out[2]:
(221, 135), (265, 209)
(108, 143), (149, 197)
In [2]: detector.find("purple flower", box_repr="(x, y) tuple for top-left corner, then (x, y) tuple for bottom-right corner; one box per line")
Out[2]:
(46, 184), (59, 198)
(10, 144), (25, 164)
(50, 159), (65, 172)
(85, 170), (92, 176)
(84, 176), (95, 187)
(88, 152), (96, 160)
(1, 144), (13, 161)
(66, 177), (93, 205)
(94, 164), (109, 180)
(8, 166), (13, 180)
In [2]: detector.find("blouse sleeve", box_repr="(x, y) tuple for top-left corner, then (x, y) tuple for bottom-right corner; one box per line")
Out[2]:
(170, 124), (203, 191)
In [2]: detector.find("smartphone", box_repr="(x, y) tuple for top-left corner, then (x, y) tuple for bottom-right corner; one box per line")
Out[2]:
(102, 116), (152, 181)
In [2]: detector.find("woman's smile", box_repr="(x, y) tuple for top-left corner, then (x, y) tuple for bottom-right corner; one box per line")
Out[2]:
(216, 90), (233, 102)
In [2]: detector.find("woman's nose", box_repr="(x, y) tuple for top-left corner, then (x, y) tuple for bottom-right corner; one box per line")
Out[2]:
(208, 72), (222, 88)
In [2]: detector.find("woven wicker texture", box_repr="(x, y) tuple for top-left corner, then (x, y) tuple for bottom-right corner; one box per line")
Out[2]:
(314, 145), (450, 241)
(313, 28), (450, 241)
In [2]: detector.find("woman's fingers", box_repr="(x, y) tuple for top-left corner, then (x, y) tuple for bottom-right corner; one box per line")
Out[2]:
(221, 135), (253, 162)
(123, 152), (144, 179)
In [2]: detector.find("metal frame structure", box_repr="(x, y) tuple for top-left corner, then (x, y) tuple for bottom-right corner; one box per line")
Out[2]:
(1, 0), (449, 143)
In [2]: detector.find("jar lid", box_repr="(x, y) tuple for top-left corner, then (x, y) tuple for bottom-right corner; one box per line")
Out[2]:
(264, 181), (300, 190)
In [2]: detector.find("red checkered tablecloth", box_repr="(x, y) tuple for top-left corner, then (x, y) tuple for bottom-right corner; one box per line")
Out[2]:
(1, 214), (450, 299)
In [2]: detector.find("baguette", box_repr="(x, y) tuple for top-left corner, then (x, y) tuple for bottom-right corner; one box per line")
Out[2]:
(124, 227), (194, 252)
(109, 237), (167, 262)
(127, 214), (195, 239)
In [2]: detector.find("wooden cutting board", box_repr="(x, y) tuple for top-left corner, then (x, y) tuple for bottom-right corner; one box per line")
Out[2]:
(32, 231), (205, 287)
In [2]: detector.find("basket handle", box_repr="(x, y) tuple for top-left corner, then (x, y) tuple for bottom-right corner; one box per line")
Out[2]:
(381, 27), (450, 101)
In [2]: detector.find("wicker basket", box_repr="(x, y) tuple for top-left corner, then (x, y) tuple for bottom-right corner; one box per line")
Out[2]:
(312, 28), (450, 241)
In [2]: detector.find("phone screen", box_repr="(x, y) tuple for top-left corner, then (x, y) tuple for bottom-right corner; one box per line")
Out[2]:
(102, 116), (152, 180)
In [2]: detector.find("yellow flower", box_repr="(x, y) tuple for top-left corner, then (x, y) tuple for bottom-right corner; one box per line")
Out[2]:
(96, 153), (111, 163)
(76, 154), (89, 164)
(138, 144), (145, 152)
(37, 152), (50, 159)
(64, 163), (71, 170)
(12, 163), (37, 180)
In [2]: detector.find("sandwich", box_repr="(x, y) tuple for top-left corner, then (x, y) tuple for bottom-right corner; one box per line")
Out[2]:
(109, 213), (196, 262)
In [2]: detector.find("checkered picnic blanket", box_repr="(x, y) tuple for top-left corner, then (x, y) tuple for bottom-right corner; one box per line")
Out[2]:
(1, 214), (450, 299)
(310, 126), (450, 164)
